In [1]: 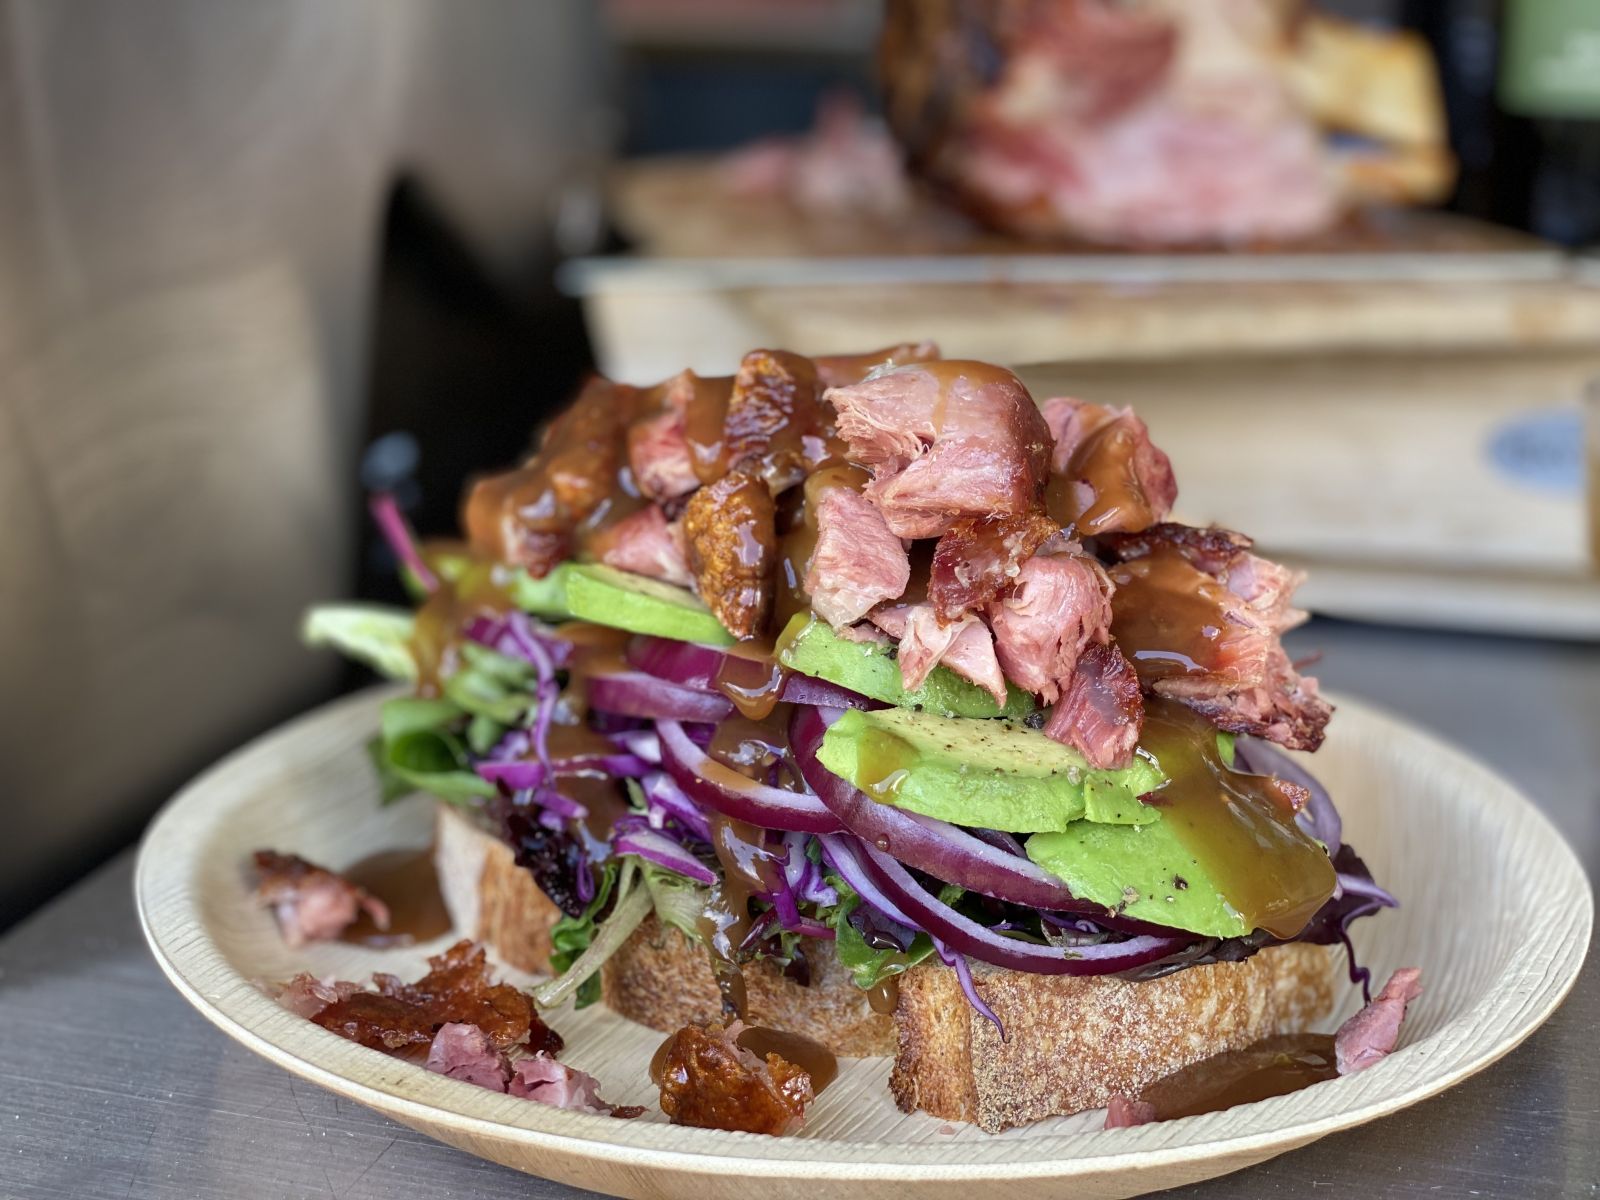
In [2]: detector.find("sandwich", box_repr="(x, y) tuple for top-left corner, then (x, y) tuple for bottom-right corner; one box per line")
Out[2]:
(305, 344), (1404, 1133)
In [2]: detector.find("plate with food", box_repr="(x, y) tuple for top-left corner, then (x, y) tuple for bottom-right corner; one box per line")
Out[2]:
(137, 347), (1590, 1199)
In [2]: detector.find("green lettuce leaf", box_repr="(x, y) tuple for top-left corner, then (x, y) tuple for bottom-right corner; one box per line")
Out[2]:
(368, 696), (494, 806)
(822, 873), (947, 991)
(547, 858), (623, 1009)
(302, 605), (416, 681)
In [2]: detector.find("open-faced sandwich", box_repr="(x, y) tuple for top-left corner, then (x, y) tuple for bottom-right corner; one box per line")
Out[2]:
(302, 344), (1412, 1134)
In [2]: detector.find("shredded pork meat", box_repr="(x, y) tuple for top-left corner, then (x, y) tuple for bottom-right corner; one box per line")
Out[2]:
(251, 850), (389, 948)
(827, 361), (1053, 539)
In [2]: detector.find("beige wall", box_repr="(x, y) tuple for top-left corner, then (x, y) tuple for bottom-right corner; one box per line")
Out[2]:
(0, 0), (605, 919)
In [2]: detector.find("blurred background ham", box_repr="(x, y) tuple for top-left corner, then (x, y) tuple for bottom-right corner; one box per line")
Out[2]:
(877, 0), (1452, 246)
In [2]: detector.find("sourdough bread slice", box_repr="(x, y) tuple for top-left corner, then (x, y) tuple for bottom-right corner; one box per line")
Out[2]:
(892, 944), (1336, 1132)
(435, 802), (1338, 1128)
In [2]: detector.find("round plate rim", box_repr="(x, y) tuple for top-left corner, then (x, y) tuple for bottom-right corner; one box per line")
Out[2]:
(134, 686), (1593, 1186)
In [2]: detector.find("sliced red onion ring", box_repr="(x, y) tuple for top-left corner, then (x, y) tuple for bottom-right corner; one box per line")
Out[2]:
(626, 636), (881, 710)
(656, 719), (843, 834)
(790, 706), (1100, 912)
(1234, 737), (1341, 854)
(587, 672), (734, 723)
(614, 827), (718, 886)
(846, 837), (1196, 975)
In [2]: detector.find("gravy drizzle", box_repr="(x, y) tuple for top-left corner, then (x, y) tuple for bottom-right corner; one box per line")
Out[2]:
(339, 846), (453, 948)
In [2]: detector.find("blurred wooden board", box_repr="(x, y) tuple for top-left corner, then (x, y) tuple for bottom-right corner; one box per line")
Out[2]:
(610, 156), (1554, 261)
(575, 274), (1600, 382)
(580, 157), (1600, 379)
(1287, 561), (1600, 641)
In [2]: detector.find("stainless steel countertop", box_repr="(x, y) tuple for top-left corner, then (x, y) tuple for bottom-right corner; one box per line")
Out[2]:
(3, 619), (1596, 1199)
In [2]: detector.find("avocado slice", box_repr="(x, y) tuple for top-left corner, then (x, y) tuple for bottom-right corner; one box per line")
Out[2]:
(1025, 705), (1336, 939)
(1027, 823), (1246, 937)
(815, 707), (1164, 832)
(777, 615), (1034, 720)
(563, 563), (734, 645)
(425, 550), (573, 621)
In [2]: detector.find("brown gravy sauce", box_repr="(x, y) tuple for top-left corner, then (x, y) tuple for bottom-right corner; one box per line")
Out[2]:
(339, 846), (453, 948)
(1106, 548), (1245, 684)
(696, 814), (787, 1018)
(1050, 413), (1161, 535)
(1132, 1033), (1338, 1120)
(865, 976), (900, 1016)
(648, 1026), (839, 1093)
(409, 558), (520, 697)
(1138, 699), (1336, 939)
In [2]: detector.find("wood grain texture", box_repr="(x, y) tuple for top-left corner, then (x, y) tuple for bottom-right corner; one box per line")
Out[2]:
(133, 686), (1592, 1200)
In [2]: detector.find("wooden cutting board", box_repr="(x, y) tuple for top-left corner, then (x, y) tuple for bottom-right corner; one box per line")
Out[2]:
(579, 157), (1600, 381)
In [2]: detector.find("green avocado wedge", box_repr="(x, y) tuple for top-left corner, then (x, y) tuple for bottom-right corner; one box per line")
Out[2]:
(1027, 702), (1337, 939)
(815, 706), (1164, 833)
(426, 550), (572, 620)
(563, 563), (735, 645)
(777, 614), (1034, 720)
(1027, 822), (1248, 937)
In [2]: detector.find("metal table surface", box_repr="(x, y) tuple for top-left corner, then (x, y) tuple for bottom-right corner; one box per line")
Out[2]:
(3, 619), (1597, 1200)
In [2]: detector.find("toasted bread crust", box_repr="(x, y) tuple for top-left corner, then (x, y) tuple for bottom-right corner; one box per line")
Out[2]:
(434, 804), (562, 975)
(892, 943), (1336, 1132)
(602, 915), (897, 1057)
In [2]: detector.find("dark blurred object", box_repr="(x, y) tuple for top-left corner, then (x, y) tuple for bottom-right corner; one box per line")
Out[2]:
(357, 182), (599, 609)
(603, 0), (877, 158)
(877, 0), (1453, 247)
(1406, 0), (1600, 247)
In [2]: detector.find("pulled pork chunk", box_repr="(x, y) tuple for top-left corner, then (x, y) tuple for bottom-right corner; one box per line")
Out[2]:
(267, 973), (361, 1019)
(827, 361), (1053, 538)
(1043, 642), (1144, 769)
(1041, 396), (1176, 536)
(310, 940), (560, 1055)
(424, 1026), (644, 1117)
(463, 377), (644, 577)
(251, 850), (389, 948)
(985, 546), (1114, 705)
(592, 505), (692, 587)
(1104, 1093), (1158, 1129)
(427, 1022), (511, 1091)
(509, 1054), (645, 1117)
(872, 604), (1009, 708)
(929, 511), (1063, 622)
(657, 1021), (814, 1135)
(1335, 968), (1423, 1075)
(813, 340), (939, 388)
(805, 486), (910, 630)
(682, 469), (778, 640)
(1103, 524), (1331, 750)
(724, 349), (823, 491)
(627, 410), (699, 503)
